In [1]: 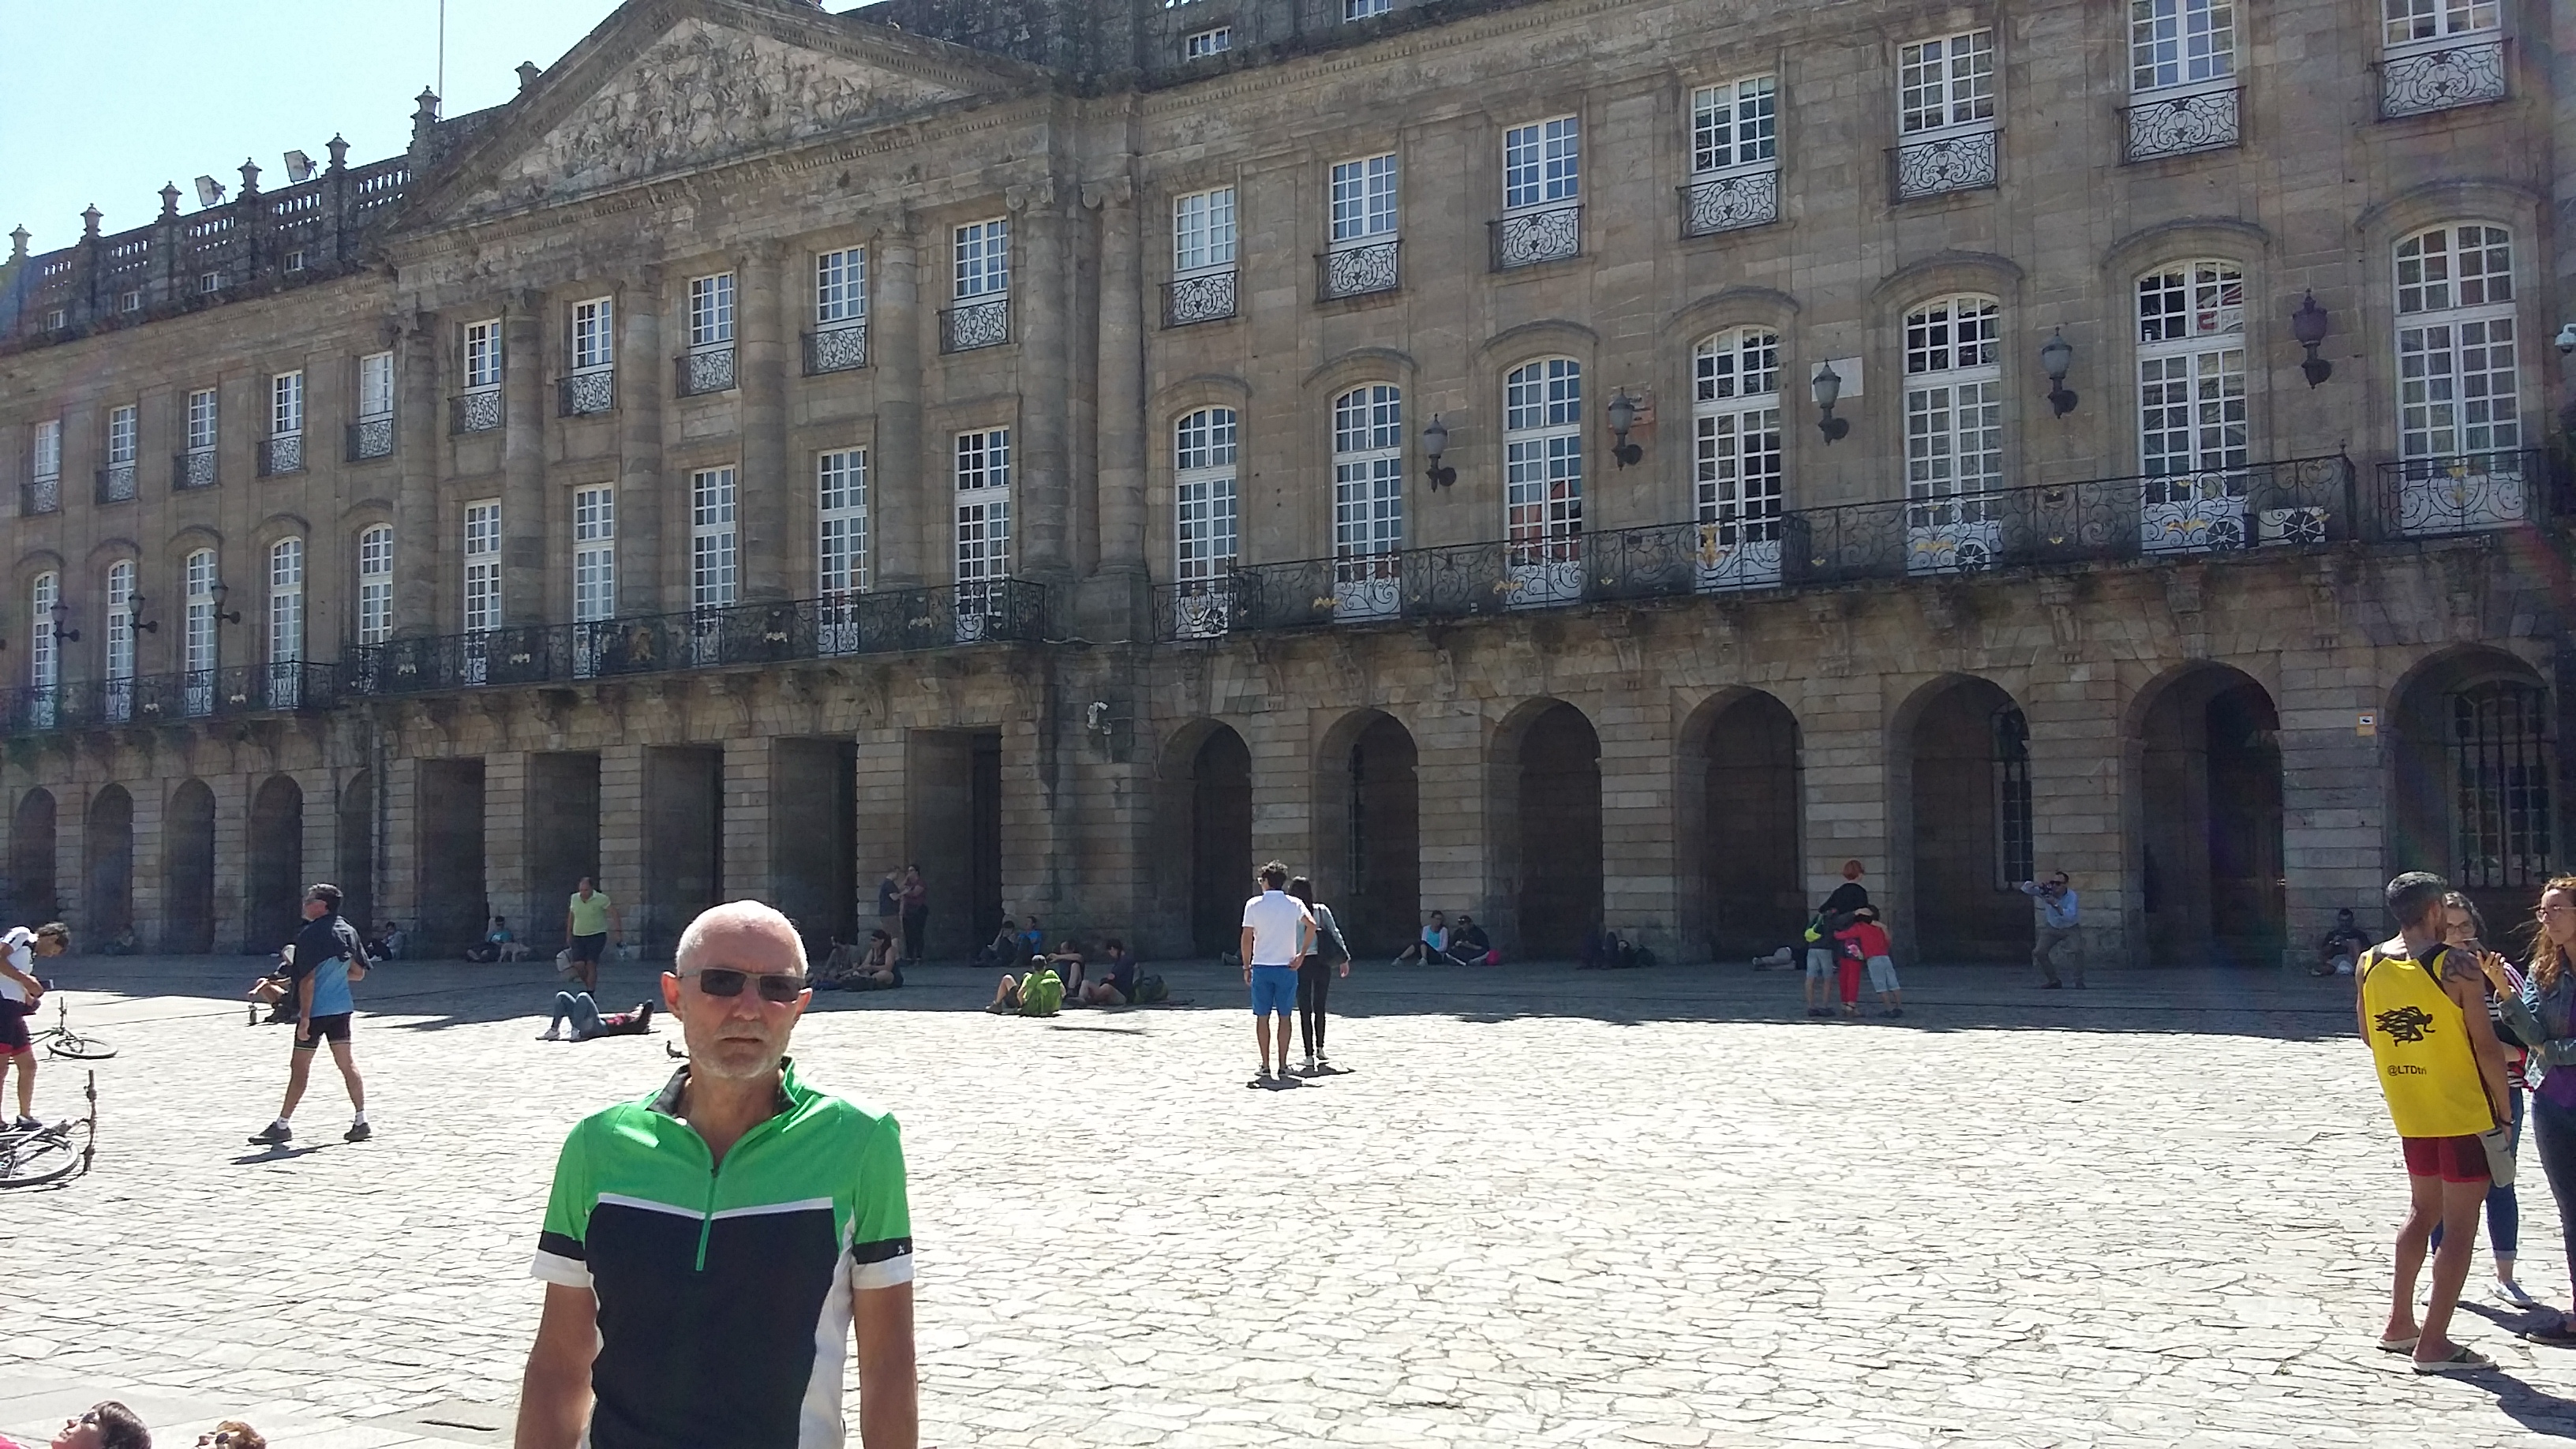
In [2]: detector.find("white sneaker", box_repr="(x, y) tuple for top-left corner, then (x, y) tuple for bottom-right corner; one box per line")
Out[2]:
(537, 1026), (560, 1041)
(2496, 1278), (2540, 1308)
(1301, 1055), (1317, 1074)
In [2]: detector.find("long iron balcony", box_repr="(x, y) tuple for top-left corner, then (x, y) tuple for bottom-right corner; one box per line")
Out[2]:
(343, 581), (1049, 697)
(0, 663), (339, 735)
(1153, 453), (2558, 641)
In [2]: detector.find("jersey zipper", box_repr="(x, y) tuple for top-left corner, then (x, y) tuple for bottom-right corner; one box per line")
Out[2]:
(691, 1108), (792, 1272)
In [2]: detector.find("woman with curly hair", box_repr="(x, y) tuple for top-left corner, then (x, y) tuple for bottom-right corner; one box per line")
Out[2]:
(2511, 875), (2576, 1345)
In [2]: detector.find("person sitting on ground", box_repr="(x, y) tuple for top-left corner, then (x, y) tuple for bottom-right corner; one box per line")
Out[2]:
(193, 1421), (264, 1449)
(96, 927), (138, 957)
(1044, 939), (1088, 997)
(1394, 911), (1451, 965)
(1578, 919), (1615, 970)
(535, 991), (656, 1043)
(2315, 908), (2376, 977)
(1022, 917), (1048, 960)
(365, 919), (404, 960)
(1449, 914), (1496, 966)
(972, 917), (1028, 972)
(985, 961), (1063, 1013)
(1081, 938), (1140, 1005)
(815, 930), (902, 991)
(466, 915), (523, 963)
(39, 1402), (150, 1449)
(245, 949), (300, 1024)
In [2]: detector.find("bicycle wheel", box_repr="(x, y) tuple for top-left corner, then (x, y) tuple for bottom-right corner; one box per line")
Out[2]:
(0, 1129), (81, 1188)
(45, 1032), (115, 1061)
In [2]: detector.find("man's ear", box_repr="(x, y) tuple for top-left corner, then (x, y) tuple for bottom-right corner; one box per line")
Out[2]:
(661, 972), (684, 1014)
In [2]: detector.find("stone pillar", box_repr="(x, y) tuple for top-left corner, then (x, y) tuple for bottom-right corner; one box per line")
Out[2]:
(617, 269), (665, 613)
(1796, 679), (1892, 946)
(211, 769), (247, 951)
(52, 783), (84, 937)
(597, 743), (646, 942)
(379, 751), (418, 931)
(2022, 665), (2129, 970)
(1597, 686), (1678, 957)
(738, 242), (791, 601)
(722, 734), (772, 901)
(2278, 643), (2386, 968)
(1414, 702), (1488, 934)
(1086, 177), (1148, 640)
(302, 766), (338, 914)
(1013, 186), (1073, 580)
(483, 750), (530, 942)
(1246, 709), (1310, 887)
(393, 315), (440, 635)
(501, 294), (548, 625)
(852, 727), (909, 875)
(872, 223), (926, 589)
(129, 777), (163, 949)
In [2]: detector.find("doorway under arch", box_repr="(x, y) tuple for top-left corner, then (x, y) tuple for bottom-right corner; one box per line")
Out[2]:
(1314, 711), (1420, 957)
(1900, 677), (2035, 963)
(1503, 700), (1602, 959)
(247, 775), (305, 952)
(1680, 691), (1803, 960)
(164, 779), (216, 953)
(1173, 724), (1253, 957)
(10, 789), (55, 926)
(84, 785), (133, 942)
(2136, 665), (2286, 966)
(2391, 647), (2555, 932)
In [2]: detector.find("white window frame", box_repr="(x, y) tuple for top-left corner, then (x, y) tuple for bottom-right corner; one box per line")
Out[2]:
(107, 405), (137, 466)
(356, 525), (393, 646)
(2383, 0), (2499, 51)
(1173, 187), (1239, 275)
(1899, 28), (1998, 137)
(953, 429), (1013, 593)
(2130, 0), (2237, 95)
(29, 571), (58, 691)
(271, 370), (305, 439)
(691, 467), (739, 612)
(1693, 329), (1785, 541)
(1331, 384), (1405, 583)
(573, 486), (616, 623)
(1503, 358), (1585, 556)
(463, 320), (503, 392)
(571, 298), (615, 374)
(1183, 26), (1232, 58)
(816, 248), (868, 329)
(268, 537), (305, 666)
(818, 450), (869, 599)
(184, 548), (219, 676)
(1330, 154), (1399, 245)
(358, 351), (395, 421)
(2135, 260), (2248, 477)
(1904, 294), (2005, 512)
(2395, 224), (2521, 461)
(687, 274), (736, 352)
(1174, 409), (1240, 588)
(199, 272), (224, 295)
(1691, 76), (1779, 175)
(1503, 116), (1582, 212)
(119, 290), (141, 315)
(187, 388), (218, 453)
(31, 418), (61, 481)
(463, 502), (502, 635)
(1345, 0), (1391, 17)
(104, 560), (136, 687)
(953, 219), (1010, 301)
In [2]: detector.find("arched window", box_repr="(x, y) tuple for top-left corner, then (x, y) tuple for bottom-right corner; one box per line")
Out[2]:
(1902, 294), (2001, 573)
(2395, 224), (2518, 464)
(355, 525), (393, 646)
(1503, 358), (1582, 603)
(1693, 329), (1784, 586)
(268, 539), (305, 707)
(1331, 384), (1404, 619)
(1174, 408), (1239, 592)
(2135, 260), (2248, 552)
(182, 548), (218, 717)
(28, 571), (58, 692)
(103, 560), (136, 723)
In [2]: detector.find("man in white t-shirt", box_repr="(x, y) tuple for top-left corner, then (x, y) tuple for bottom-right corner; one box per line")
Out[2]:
(1239, 862), (1313, 1085)
(1, 922), (70, 1129)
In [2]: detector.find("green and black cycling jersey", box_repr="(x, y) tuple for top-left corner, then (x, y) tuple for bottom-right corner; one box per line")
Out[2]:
(532, 1060), (912, 1449)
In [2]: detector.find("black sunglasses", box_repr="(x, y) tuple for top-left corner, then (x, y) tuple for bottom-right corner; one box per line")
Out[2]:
(681, 968), (807, 1002)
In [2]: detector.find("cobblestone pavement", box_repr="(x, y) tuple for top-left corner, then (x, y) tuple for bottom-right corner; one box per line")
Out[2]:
(10, 953), (2576, 1447)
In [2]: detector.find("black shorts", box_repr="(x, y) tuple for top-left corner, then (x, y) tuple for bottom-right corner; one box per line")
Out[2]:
(295, 1013), (353, 1049)
(0, 999), (28, 1052)
(568, 932), (608, 964)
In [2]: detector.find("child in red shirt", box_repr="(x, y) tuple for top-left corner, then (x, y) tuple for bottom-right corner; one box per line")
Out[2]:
(1833, 907), (1901, 1018)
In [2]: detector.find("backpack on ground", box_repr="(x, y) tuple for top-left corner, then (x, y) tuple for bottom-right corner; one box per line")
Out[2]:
(1017, 968), (1064, 1017)
(1135, 974), (1169, 1005)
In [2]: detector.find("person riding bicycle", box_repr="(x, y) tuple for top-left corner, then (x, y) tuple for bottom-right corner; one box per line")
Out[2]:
(2, 922), (69, 1130)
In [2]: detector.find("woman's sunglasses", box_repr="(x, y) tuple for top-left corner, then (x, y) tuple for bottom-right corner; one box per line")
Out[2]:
(681, 968), (807, 1002)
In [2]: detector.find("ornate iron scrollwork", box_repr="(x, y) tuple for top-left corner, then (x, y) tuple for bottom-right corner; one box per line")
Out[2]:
(678, 346), (736, 397)
(95, 465), (136, 504)
(804, 324), (869, 375)
(1491, 204), (1582, 270)
(560, 370), (616, 417)
(1890, 130), (1999, 200)
(347, 417), (394, 462)
(1681, 169), (1780, 238)
(175, 450), (218, 489)
(259, 435), (304, 476)
(2123, 87), (2241, 162)
(451, 391), (501, 434)
(1318, 241), (1400, 301)
(1164, 270), (1238, 328)
(941, 298), (1011, 353)
(2379, 38), (2507, 118)
(22, 477), (58, 515)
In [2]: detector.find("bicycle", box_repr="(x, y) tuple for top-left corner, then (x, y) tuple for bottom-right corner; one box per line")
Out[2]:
(0, 1070), (96, 1189)
(28, 995), (117, 1061)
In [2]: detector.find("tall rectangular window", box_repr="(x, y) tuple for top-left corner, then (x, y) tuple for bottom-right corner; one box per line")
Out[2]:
(2130, 0), (2236, 92)
(1503, 359), (1585, 556)
(818, 451), (868, 598)
(1694, 329), (1785, 541)
(358, 351), (395, 419)
(1173, 187), (1238, 274)
(571, 298), (615, 373)
(954, 219), (1010, 299)
(271, 371), (305, 438)
(107, 406), (137, 466)
(356, 525), (393, 646)
(184, 549), (219, 676)
(1174, 409), (1240, 587)
(954, 429), (1013, 596)
(1503, 117), (1581, 209)
(1331, 154), (1399, 242)
(105, 560), (137, 688)
(464, 320), (502, 390)
(463, 501), (502, 634)
(1904, 295), (2005, 515)
(31, 419), (61, 480)
(268, 538), (305, 665)
(573, 486), (616, 623)
(29, 573), (58, 691)
(691, 467), (738, 610)
(816, 249), (867, 327)
(2384, 0), (2499, 45)
(2396, 224), (2521, 460)
(1692, 77), (1778, 172)
(188, 389), (218, 451)
(2136, 261), (2248, 477)
(1900, 29), (1996, 133)
(688, 275), (736, 350)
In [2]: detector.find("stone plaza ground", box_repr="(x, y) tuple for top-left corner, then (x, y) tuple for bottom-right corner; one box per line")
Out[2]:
(9, 953), (2576, 1447)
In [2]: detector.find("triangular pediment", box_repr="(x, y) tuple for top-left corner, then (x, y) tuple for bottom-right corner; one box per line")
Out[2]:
(407, 1), (1042, 227)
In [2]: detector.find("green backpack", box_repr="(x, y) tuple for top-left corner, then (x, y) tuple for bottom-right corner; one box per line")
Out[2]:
(1017, 968), (1064, 1017)
(1135, 974), (1169, 1005)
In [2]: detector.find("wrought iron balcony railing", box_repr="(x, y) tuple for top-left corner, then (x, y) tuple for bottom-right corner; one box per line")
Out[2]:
(560, 370), (616, 417)
(940, 298), (1010, 353)
(2371, 451), (2558, 539)
(451, 390), (501, 434)
(173, 450), (217, 490)
(341, 582), (1049, 698)
(804, 322), (869, 375)
(346, 416), (395, 462)
(94, 464), (136, 504)
(21, 476), (59, 516)
(1679, 164), (1781, 238)
(1164, 269), (1239, 327)
(1890, 128), (1999, 200)
(2122, 84), (2241, 162)
(2, 664), (339, 736)
(257, 435), (305, 477)
(676, 347), (736, 398)
(2378, 36), (2508, 118)
(1152, 457), (2358, 640)
(1317, 240), (1400, 301)
(1490, 203), (1582, 270)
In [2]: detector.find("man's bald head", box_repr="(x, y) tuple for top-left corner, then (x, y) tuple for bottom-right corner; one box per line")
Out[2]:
(674, 900), (811, 977)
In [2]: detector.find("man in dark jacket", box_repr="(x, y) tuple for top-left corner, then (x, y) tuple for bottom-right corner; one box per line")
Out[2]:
(250, 883), (371, 1146)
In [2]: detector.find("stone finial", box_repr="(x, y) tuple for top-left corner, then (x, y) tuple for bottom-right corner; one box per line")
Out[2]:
(159, 182), (182, 219)
(516, 61), (541, 92)
(238, 158), (262, 196)
(412, 89), (442, 153)
(326, 134), (350, 170)
(9, 226), (28, 261)
(81, 205), (101, 238)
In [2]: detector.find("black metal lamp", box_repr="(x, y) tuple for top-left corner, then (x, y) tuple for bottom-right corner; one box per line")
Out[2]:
(1607, 390), (1642, 468)
(49, 602), (77, 645)
(128, 592), (158, 634)
(2041, 329), (2078, 417)
(1422, 414), (1456, 489)
(210, 582), (241, 624)
(2293, 291), (2332, 388)
(1811, 363), (1849, 444)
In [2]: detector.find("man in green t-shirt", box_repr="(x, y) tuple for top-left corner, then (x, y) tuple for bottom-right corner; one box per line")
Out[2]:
(563, 877), (622, 994)
(515, 900), (918, 1449)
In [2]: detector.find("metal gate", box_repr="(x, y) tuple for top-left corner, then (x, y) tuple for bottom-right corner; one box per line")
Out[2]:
(2449, 682), (2554, 891)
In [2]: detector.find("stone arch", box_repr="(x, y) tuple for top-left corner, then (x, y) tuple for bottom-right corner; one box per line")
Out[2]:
(1312, 708), (1419, 957)
(2387, 645), (2554, 930)
(10, 788), (56, 925)
(338, 770), (374, 932)
(1492, 698), (1602, 958)
(246, 774), (304, 952)
(2129, 664), (2286, 966)
(83, 784), (133, 942)
(163, 778), (216, 953)
(1891, 676), (2035, 964)
(1678, 688), (1803, 960)
(1151, 719), (1253, 959)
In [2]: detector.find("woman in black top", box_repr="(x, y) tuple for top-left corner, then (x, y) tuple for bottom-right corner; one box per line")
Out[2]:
(1287, 878), (1350, 1074)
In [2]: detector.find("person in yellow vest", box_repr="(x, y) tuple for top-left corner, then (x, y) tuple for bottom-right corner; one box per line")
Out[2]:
(2358, 871), (2514, 1373)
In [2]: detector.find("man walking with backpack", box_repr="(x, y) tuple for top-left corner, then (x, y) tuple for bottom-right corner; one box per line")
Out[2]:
(249, 883), (371, 1146)
(1241, 862), (1313, 1084)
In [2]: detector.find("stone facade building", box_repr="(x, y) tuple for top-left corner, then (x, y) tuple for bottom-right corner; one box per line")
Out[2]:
(0, 0), (2570, 967)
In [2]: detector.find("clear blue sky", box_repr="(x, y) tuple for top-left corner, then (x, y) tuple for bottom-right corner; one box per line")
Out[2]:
(0, 1), (635, 255)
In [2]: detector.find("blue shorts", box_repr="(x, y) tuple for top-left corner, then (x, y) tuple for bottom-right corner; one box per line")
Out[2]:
(1249, 965), (1298, 1017)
